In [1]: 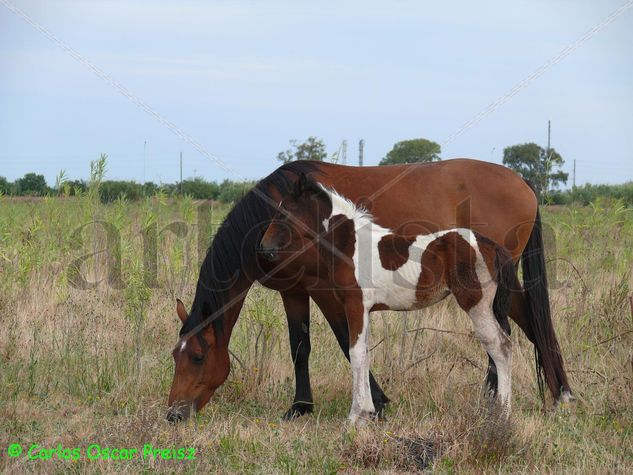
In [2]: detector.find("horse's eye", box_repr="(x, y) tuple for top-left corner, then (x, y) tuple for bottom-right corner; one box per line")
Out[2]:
(191, 354), (204, 365)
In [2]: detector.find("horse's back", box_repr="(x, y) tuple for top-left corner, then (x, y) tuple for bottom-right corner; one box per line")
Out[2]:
(304, 159), (537, 259)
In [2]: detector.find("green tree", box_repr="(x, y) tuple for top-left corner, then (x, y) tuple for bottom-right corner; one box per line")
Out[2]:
(217, 179), (256, 203)
(180, 177), (220, 200)
(142, 181), (159, 196)
(502, 143), (568, 200)
(67, 179), (87, 196)
(99, 181), (144, 203)
(277, 136), (327, 163)
(379, 138), (441, 165)
(0, 176), (9, 195)
(16, 173), (48, 195)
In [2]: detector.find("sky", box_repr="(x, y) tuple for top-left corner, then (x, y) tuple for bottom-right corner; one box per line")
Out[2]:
(1, 0), (632, 187)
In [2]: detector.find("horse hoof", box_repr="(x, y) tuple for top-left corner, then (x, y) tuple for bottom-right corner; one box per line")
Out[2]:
(281, 403), (314, 421)
(556, 390), (576, 407)
(373, 394), (390, 417)
(348, 409), (379, 426)
(373, 403), (388, 420)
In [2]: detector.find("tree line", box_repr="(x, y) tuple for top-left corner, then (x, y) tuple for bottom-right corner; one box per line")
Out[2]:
(1, 138), (630, 206)
(0, 173), (255, 204)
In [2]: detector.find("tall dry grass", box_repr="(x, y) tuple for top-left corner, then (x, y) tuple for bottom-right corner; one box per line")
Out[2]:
(0, 192), (631, 473)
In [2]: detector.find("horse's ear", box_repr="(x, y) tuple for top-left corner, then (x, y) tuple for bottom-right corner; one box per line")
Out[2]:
(176, 298), (188, 323)
(293, 172), (308, 197)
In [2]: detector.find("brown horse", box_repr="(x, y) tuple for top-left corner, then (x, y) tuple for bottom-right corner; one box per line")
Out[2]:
(260, 174), (521, 423)
(167, 159), (573, 422)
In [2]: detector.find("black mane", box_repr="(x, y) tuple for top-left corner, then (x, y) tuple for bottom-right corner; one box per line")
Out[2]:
(181, 161), (321, 336)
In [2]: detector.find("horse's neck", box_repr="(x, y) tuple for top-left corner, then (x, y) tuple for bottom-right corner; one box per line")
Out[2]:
(219, 277), (252, 345)
(191, 273), (252, 348)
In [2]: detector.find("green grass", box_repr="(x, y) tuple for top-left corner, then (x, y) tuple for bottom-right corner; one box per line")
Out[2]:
(0, 194), (632, 473)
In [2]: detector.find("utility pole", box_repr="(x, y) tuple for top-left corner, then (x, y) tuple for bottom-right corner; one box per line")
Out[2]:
(544, 120), (551, 200)
(342, 140), (347, 165)
(143, 140), (147, 185)
(573, 159), (576, 189)
(180, 151), (183, 194)
(359, 139), (364, 167)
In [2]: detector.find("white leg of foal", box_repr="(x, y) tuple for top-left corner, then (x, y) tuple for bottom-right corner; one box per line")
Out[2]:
(468, 299), (513, 414)
(348, 309), (375, 425)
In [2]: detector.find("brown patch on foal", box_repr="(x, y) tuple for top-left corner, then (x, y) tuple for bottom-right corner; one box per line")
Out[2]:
(419, 231), (482, 311)
(377, 234), (415, 270)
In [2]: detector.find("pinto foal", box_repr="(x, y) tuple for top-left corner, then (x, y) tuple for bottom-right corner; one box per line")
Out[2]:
(260, 174), (520, 424)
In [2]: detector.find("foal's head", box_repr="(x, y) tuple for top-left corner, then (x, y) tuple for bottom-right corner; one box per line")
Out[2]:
(259, 173), (332, 261)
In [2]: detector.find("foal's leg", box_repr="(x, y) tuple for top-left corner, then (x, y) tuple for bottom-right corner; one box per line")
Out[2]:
(280, 291), (314, 420)
(346, 299), (375, 424)
(466, 290), (513, 413)
(485, 317), (511, 398)
(311, 290), (390, 414)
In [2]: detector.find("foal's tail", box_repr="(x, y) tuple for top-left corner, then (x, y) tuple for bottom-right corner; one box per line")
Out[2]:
(521, 206), (572, 402)
(492, 246), (520, 329)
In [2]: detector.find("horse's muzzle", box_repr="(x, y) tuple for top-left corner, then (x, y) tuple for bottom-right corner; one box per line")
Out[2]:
(258, 246), (279, 262)
(166, 402), (192, 423)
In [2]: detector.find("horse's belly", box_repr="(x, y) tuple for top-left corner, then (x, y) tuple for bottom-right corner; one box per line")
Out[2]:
(371, 287), (450, 311)
(414, 289), (451, 308)
(373, 286), (418, 310)
(361, 264), (434, 310)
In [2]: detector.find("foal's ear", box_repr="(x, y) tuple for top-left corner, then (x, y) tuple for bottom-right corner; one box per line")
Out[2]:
(176, 298), (188, 323)
(293, 172), (308, 197)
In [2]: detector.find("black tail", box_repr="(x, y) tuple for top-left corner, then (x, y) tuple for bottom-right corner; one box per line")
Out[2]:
(493, 246), (520, 328)
(521, 206), (571, 401)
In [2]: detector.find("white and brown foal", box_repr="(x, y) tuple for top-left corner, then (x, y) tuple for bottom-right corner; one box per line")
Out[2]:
(260, 174), (519, 425)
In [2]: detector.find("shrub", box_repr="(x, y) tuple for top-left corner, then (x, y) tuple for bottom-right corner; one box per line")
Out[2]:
(180, 178), (220, 200)
(99, 180), (144, 203)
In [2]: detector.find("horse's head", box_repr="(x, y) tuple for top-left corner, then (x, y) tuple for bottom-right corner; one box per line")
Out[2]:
(259, 173), (332, 261)
(166, 299), (230, 423)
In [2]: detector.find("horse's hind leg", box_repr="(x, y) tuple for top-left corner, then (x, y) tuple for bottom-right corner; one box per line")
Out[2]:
(485, 316), (511, 398)
(466, 289), (513, 413)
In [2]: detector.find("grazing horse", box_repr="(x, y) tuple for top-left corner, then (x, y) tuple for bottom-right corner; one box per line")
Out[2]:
(167, 160), (573, 422)
(260, 174), (521, 423)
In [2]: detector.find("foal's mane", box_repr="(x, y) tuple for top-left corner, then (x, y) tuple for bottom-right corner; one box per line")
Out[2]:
(181, 161), (321, 336)
(319, 185), (375, 229)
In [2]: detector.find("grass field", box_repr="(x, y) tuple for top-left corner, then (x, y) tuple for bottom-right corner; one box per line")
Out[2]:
(1, 192), (632, 473)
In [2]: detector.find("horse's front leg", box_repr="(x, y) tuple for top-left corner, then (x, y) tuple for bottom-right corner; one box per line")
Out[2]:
(345, 298), (375, 425)
(280, 290), (314, 420)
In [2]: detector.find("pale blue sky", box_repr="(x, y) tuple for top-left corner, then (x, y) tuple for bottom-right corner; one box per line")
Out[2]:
(1, 0), (632, 186)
